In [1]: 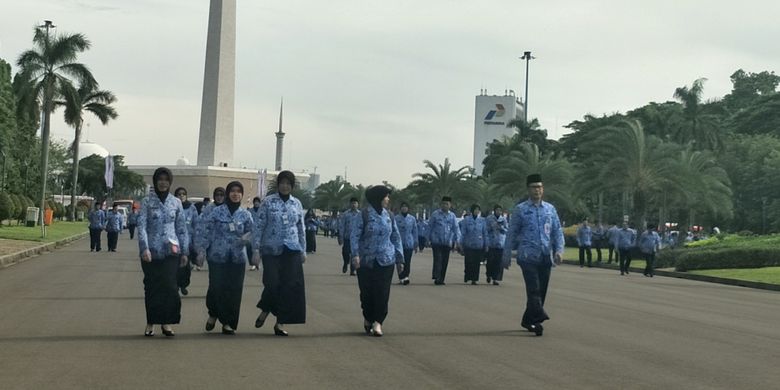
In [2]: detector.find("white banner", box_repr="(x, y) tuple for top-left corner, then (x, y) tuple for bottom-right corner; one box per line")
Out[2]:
(258, 169), (267, 200)
(104, 155), (114, 189)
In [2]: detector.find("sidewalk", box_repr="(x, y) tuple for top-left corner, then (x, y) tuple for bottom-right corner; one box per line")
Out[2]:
(0, 232), (88, 269)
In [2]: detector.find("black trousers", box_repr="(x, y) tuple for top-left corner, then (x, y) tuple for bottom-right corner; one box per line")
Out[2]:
(257, 249), (306, 324)
(357, 264), (394, 324)
(431, 244), (451, 283)
(398, 249), (413, 280)
(418, 236), (427, 251)
(463, 248), (484, 282)
(107, 231), (119, 251)
(578, 246), (592, 267)
(643, 253), (656, 276)
(342, 239), (354, 273)
(520, 261), (552, 326)
(593, 240), (603, 262)
(141, 256), (181, 325)
(608, 245), (620, 264)
(306, 230), (316, 253)
(206, 262), (246, 329)
(89, 228), (102, 251)
(128, 224), (136, 239)
(486, 248), (504, 281)
(619, 248), (632, 273)
(177, 257), (192, 289)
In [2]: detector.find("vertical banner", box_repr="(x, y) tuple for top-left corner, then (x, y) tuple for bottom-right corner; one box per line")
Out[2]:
(104, 155), (114, 189)
(257, 168), (267, 200)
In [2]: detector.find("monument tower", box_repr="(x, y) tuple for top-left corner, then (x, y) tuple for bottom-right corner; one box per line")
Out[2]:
(197, 0), (236, 167)
(275, 98), (285, 171)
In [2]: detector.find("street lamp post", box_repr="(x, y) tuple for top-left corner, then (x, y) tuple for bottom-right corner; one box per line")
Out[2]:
(37, 19), (56, 237)
(520, 51), (535, 123)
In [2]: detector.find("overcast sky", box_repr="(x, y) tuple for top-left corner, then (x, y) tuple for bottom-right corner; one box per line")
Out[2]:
(1, 0), (778, 187)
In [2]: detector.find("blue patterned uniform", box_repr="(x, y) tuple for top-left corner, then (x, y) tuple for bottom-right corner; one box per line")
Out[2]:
(617, 228), (637, 250)
(182, 204), (199, 240)
(638, 230), (660, 254)
(252, 193), (306, 255)
(502, 200), (564, 265)
(426, 209), (461, 247)
(394, 213), (418, 251)
(459, 216), (488, 250)
(88, 209), (106, 229)
(137, 194), (190, 260)
(417, 219), (428, 238)
(350, 208), (404, 268)
(338, 209), (361, 244)
(128, 211), (138, 226)
(106, 211), (123, 232)
(196, 204), (255, 264)
(577, 225), (592, 247)
(485, 214), (507, 249)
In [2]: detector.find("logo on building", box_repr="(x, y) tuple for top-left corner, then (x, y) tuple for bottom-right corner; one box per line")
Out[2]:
(484, 104), (505, 120)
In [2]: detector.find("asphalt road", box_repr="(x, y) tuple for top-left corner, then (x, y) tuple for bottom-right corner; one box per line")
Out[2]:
(0, 233), (778, 389)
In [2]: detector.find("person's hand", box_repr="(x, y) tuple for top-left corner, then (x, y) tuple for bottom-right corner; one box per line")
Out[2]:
(251, 252), (261, 267)
(196, 254), (206, 267)
(397, 263), (404, 273)
(352, 256), (361, 270)
(180, 255), (188, 268)
(301, 253), (307, 264)
(554, 252), (563, 265)
(338, 239), (343, 246)
(141, 249), (152, 262)
(414, 248), (418, 254)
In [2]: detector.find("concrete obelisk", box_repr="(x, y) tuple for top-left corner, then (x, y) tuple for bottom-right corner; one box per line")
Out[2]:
(197, 0), (236, 167)
(275, 98), (285, 171)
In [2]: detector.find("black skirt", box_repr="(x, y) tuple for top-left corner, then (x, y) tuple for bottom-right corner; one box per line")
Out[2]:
(141, 256), (181, 325)
(206, 262), (246, 329)
(257, 249), (306, 324)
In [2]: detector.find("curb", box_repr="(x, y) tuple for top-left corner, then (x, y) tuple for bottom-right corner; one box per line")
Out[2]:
(0, 232), (88, 269)
(561, 259), (780, 292)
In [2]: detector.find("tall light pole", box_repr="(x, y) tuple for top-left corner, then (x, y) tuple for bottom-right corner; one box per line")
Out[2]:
(520, 51), (535, 123)
(38, 19), (55, 236)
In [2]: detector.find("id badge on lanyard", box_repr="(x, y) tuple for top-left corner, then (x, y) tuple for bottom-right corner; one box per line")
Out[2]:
(281, 209), (290, 226)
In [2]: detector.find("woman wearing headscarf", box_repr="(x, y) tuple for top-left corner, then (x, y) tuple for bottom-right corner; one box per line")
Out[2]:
(194, 187), (225, 271)
(196, 181), (254, 335)
(304, 209), (319, 253)
(350, 185), (404, 337)
(137, 167), (190, 337)
(173, 187), (198, 295)
(252, 171), (307, 336)
(459, 204), (488, 285)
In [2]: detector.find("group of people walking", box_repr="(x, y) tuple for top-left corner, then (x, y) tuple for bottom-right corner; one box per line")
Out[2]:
(577, 220), (662, 277)
(87, 202), (125, 252)
(130, 167), (564, 338)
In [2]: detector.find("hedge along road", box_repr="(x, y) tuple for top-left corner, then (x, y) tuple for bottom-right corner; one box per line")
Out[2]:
(0, 234), (778, 389)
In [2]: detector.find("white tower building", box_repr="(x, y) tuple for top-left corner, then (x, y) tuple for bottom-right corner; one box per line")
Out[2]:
(472, 90), (524, 176)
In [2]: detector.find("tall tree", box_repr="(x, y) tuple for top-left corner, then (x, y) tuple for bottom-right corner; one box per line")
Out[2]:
(57, 85), (117, 220)
(312, 178), (355, 212)
(673, 78), (723, 150)
(407, 158), (477, 210)
(16, 27), (95, 226)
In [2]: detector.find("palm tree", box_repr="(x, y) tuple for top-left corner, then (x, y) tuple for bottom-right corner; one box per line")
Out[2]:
(312, 178), (355, 212)
(407, 158), (477, 209)
(581, 119), (674, 227)
(670, 147), (733, 230)
(673, 78), (722, 150)
(58, 85), (117, 220)
(489, 143), (574, 211)
(16, 27), (95, 225)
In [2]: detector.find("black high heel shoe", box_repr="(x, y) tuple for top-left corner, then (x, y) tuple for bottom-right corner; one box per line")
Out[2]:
(363, 320), (371, 335)
(255, 311), (269, 328)
(222, 325), (236, 335)
(273, 324), (288, 336)
(144, 325), (154, 337)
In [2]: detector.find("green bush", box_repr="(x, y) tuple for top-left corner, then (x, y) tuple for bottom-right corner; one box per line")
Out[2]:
(0, 192), (13, 224)
(672, 247), (780, 271)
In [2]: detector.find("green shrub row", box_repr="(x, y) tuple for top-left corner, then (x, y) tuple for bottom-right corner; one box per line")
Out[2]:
(657, 246), (780, 271)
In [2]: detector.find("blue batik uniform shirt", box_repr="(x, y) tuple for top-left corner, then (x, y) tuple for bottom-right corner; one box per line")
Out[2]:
(417, 219), (428, 238)
(617, 227), (637, 250)
(196, 204), (254, 264)
(350, 207), (404, 268)
(576, 225), (592, 247)
(338, 209), (361, 244)
(137, 194), (190, 260)
(106, 211), (123, 232)
(426, 209), (461, 247)
(638, 230), (661, 254)
(460, 215), (488, 250)
(485, 214), (507, 249)
(252, 193), (306, 256)
(88, 209), (106, 230)
(394, 213), (418, 251)
(503, 200), (564, 266)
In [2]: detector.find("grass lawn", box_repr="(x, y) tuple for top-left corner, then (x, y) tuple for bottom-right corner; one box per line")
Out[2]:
(0, 221), (88, 243)
(689, 267), (780, 285)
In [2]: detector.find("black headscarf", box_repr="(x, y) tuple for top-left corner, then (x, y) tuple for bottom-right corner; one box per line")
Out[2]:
(225, 181), (243, 215)
(277, 170), (296, 202)
(252, 196), (262, 212)
(212, 187), (226, 206)
(400, 202), (409, 217)
(152, 167), (172, 203)
(365, 185), (391, 215)
(174, 187), (191, 209)
(470, 204), (481, 218)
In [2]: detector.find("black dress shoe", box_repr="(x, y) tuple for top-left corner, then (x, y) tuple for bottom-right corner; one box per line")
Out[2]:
(255, 312), (269, 328)
(492, 280), (499, 286)
(471, 281), (477, 285)
(222, 325), (236, 335)
(161, 327), (175, 337)
(205, 317), (217, 331)
(180, 287), (189, 296)
(273, 324), (288, 336)
(530, 323), (544, 336)
(342, 264), (348, 273)
(144, 328), (155, 337)
(486, 277), (492, 283)
(363, 321), (371, 335)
